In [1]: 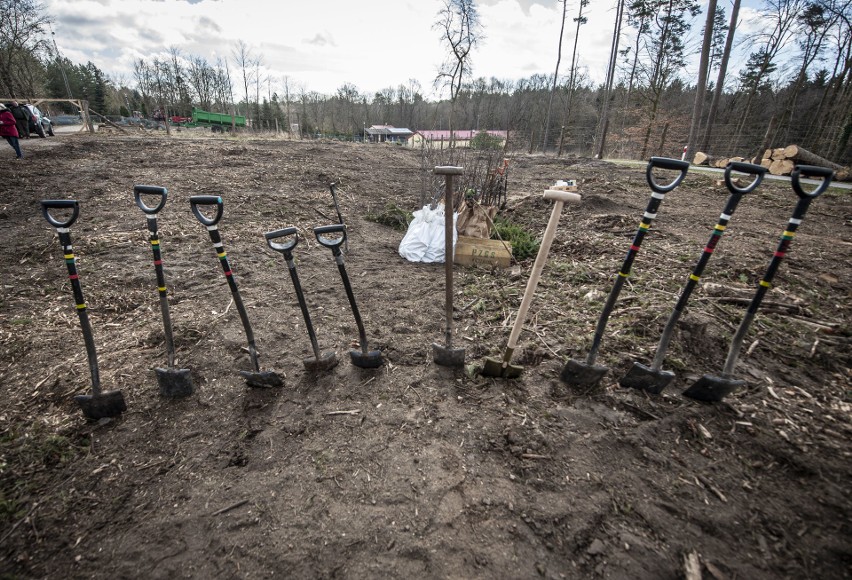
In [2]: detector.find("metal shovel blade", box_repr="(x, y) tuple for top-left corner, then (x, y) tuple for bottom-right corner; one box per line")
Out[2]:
(239, 370), (284, 389)
(559, 359), (608, 388)
(481, 356), (524, 379)
(619, 362), (675, 394)
(155, 367), (193, 398)
(432, 343), (465, 368)
(74, 390), (127, 421)
(350, 349), (383, 369)
(683, 374), (745, 402)
(303, 351), (339, 372)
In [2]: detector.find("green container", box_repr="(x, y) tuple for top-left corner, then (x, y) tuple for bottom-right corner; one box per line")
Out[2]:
(191, 107), (246, 128)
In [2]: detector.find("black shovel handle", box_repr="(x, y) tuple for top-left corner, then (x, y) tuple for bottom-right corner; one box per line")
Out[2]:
(137, 187), (177, 365)
(134, 185), (168, 214)
(329, 183), (345, 225)
(189, 195), (224, 226)
(791, 165), (835, 199)
(718, 165), (835, 377)
(314, 224), (347, 253)
(725, 162), (767, 194)
(330, 183), (349, 253)
(313, 224), (371, 353)
(650, 168), (762, 371)
(265, 227), (299, 254)
(41, 199), (80, 228)
(584, 160), (686, 365)
(646, 157), (689, 193)
(41, 204), (102, 395)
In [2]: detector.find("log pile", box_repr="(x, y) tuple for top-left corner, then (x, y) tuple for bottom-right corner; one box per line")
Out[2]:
(693, 145), (849, 181)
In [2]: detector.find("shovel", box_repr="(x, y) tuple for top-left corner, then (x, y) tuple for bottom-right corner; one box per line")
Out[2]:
(559, 157), (690, 388)
(329, 183), (349, 254)
(189, 195), (283, 388)
(684, 165), (835, 402)
(619, 162), (767, 394)
(265, 227), (339, 372)
(313, 224), (383, 368)
(134, 185), (193, 398)
(41, 200), (127, 420)
(482, 188), (582, 378)
(432, 165), (466, 367)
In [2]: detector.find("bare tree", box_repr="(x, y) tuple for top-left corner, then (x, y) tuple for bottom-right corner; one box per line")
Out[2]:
(282, 75), (294, 137)
(253, 55), (265, 129)
(232, 40), (255, 118)
(0, 0), (51, 97)
(595, 0), (626, 158)
(804, 0), (852, 155)
(701, 0), (740, 153)
(733, 0), (806, 150)
(629, 0), (700, 160)
(541, 0), (569, 152)
(434, 0), (483, 149)
(559, 0), (590, 156)
(777, 1), (845, 143)
(187, 56), (215, 110)
(685, 0), (718, 161)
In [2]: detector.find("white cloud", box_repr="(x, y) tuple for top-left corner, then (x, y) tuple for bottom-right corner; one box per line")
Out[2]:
(44, 0), (627, 96)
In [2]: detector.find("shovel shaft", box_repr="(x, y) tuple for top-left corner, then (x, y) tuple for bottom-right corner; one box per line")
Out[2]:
(285, 255), (323, 359)
(205, 225), (259, 370)
(444, 194), (454, 349)
(586, 275), (625, 365)
(438, 170), (462, 349)
(145, 216), (177, 367)
(585, 186), (667, 365)
(651, 186), (751, 370)
(56, 229), (102, 396)
(312, 224), (373, 354)
(265, 227), (323, 357)
(585, 158), (689, 364)
(718, 197), (810, 377)
(507, 199), (565, 350)
(721, 310), (756, 377)
(329, 184), (348, 253)
(334, 255), (370, 354)
(718, 164), (834, 378)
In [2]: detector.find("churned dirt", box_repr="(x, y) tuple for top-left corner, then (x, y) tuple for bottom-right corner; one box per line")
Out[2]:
(1, 132), (850, 579)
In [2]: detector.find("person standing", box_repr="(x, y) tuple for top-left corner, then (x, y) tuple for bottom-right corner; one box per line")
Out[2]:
(0, 104), (24, 159)
(9, 101), (29, 138)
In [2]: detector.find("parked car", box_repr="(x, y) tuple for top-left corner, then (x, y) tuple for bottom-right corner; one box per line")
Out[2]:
(23, 104), (54, 137)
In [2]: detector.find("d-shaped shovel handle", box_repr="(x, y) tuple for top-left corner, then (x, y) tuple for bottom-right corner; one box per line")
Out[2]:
(314, 224), (347, 252)
(41, 199), (80, 228)
(265, 227), (299, 254)
(725, 162), (767, 194)
(646, 157), (690, 193)
(134, 185), (168, 214)
(189, 195), (224, 226)
(791, 165), (835, 199)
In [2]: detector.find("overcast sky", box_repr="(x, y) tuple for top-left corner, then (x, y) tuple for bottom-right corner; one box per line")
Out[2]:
(43, 0), (765, 99)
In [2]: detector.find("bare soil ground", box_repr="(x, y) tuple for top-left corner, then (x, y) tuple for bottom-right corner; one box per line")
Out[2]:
(1, 133), (850, 579)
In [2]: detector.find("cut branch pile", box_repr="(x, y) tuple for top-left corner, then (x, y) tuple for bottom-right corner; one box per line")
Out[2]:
(693, 145), (850, 181)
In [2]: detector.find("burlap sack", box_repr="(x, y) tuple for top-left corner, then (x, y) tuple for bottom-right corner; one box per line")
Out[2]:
(456, 201), (497, 239)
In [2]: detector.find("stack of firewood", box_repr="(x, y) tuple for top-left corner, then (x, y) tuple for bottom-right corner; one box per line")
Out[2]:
(693, 145), (849, 181)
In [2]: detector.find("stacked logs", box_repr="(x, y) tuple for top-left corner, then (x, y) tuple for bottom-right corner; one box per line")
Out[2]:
(693, 145), (849, 181)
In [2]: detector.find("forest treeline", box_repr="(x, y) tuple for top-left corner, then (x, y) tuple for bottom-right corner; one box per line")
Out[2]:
(1, 0), (850, 164)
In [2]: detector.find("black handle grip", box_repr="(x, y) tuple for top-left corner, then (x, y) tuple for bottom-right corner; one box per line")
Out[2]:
(189, 195), (224, 226)
(646, 157), (690, 193)
(265, 227), (299, 253)
(313, 223), (347, 249)
(725, 162), (767, 194)
(791, 165), (835, 199)
(41, 199), (80, 228)
(134, 185), (168, 214)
